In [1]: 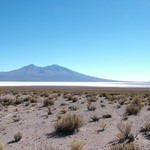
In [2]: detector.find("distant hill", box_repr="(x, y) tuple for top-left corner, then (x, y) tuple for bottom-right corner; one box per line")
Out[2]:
(0, 64), (116, 82)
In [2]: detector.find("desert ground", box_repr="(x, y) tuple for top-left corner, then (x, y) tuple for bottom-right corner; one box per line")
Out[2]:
(0, 87), (150, 150)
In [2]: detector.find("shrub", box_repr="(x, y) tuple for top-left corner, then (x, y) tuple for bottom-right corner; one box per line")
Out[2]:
(14, 132), (22, 142)
(87, 96), (98, 102)
(54, 114), (83, 135)
(13, 98), (23, 105)
(87, 103), (96, 111)
(70, 140), (84, 150)
(141, 123), (150, 132)
(43, 98), (54, 107)
(23, 96), (31, 102)
(102, 114), (112, 118)
(0, 97), (13, 106)
(109, 143), (141, 150)
(125, 97), (142, 115)
(140, 122), (150, 139)
(69, 105), (78, 111)
(97, 123), (107, 133)
(116, 122), (134, 143)
(30, 97), (37, 103)
(98, 123), (107, 132)
(64, 93), (72, 100)
(60, 109), (67, 114)
(125, 104), (141, 115)
(60, 102), (67, 106)
(119, 99), (126, 105)
(71, 96), (78, 103)
(40, 92), (49, 97)
(91, 114), (100, 122)
(47, 105), (52, 115)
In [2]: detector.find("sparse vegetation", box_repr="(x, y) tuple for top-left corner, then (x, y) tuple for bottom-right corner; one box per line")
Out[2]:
(125, 97), (142, 115)
(30, 97), (37, 103)
(14, 132), (22, 142)
(71, 96), (78, 103)
(0, 88), (150, 149)
(90, 114), (100, 122)
(140, 122), (150, 139)
(87, 103), (96, 111)
(0, 97), (13, 106)
(116, 122), (135, 144)
(60, 109), (67, 114)
(98, 123), (107, 132)
(70, 140), (84, 150)
(69, 105), (78, 111)
(43, 98), (54, 107)
(109, 143), (141, 150)
(47, 105), (52, 115)
(102, 114), (112, 118)
(54, 114), (83, 135)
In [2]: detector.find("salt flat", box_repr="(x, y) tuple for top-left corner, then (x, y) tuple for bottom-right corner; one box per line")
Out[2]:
(0, 82), (150, 88)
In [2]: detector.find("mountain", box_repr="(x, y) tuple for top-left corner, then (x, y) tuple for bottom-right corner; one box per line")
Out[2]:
(0, 64), (115, 82)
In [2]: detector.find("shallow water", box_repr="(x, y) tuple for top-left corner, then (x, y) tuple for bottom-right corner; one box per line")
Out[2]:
(0, 82), (150, 88)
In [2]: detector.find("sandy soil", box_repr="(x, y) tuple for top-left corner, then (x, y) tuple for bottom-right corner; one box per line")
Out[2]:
(0, 87), (150, 150)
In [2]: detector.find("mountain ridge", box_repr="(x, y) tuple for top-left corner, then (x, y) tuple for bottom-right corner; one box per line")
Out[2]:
(0, 64), (116, 82)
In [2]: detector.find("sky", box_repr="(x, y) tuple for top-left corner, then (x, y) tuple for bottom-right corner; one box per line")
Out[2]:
(0, 0), (150, 81)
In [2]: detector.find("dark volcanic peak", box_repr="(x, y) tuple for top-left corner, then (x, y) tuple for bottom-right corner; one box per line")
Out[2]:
(0, 64), (116, 82)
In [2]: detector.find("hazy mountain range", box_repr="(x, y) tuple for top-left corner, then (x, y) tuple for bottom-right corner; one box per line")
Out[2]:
(0, 64), (116, 82)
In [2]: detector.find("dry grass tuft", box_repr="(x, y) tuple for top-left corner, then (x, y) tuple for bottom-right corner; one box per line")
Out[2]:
(116, 122), (135, 144)
(69, 105), (78, 111)
(43, 98), (54, 107)
(60, 109), (67, 114)
(70, 140), (84, 150)
(98, 123), (107, 132)
(54, 114), (83, 135)
(125, 96), (142, 115)
(71, 96), (78, 103)
(30, 97), (37, 103)
(140, 122), (150, 139)
(0, 97), (13, 106)
(87, 103), (96, 111)
(91, 114), (100, 122)
(109, 143), (141, 150)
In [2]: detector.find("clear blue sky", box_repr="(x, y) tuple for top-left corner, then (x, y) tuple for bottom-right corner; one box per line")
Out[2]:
(0, 0), (150, 81)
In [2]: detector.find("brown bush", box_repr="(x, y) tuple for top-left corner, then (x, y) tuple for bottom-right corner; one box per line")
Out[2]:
(125, 97), (142, 115)
(43, 98), (54, 106)
(140, 122), (150, 138)
(54, 114), (83, 135)
(116, 122), (134, 143)
(87, 103), (96, 111)
(109, 143), (141, 150)
(70, 140), (84, 150)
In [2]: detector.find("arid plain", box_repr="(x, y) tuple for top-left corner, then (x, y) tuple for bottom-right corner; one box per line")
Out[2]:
(0, 87), (150, 150)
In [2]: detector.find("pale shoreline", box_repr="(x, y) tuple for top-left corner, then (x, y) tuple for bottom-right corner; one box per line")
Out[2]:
(0, 81), (150, 88)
